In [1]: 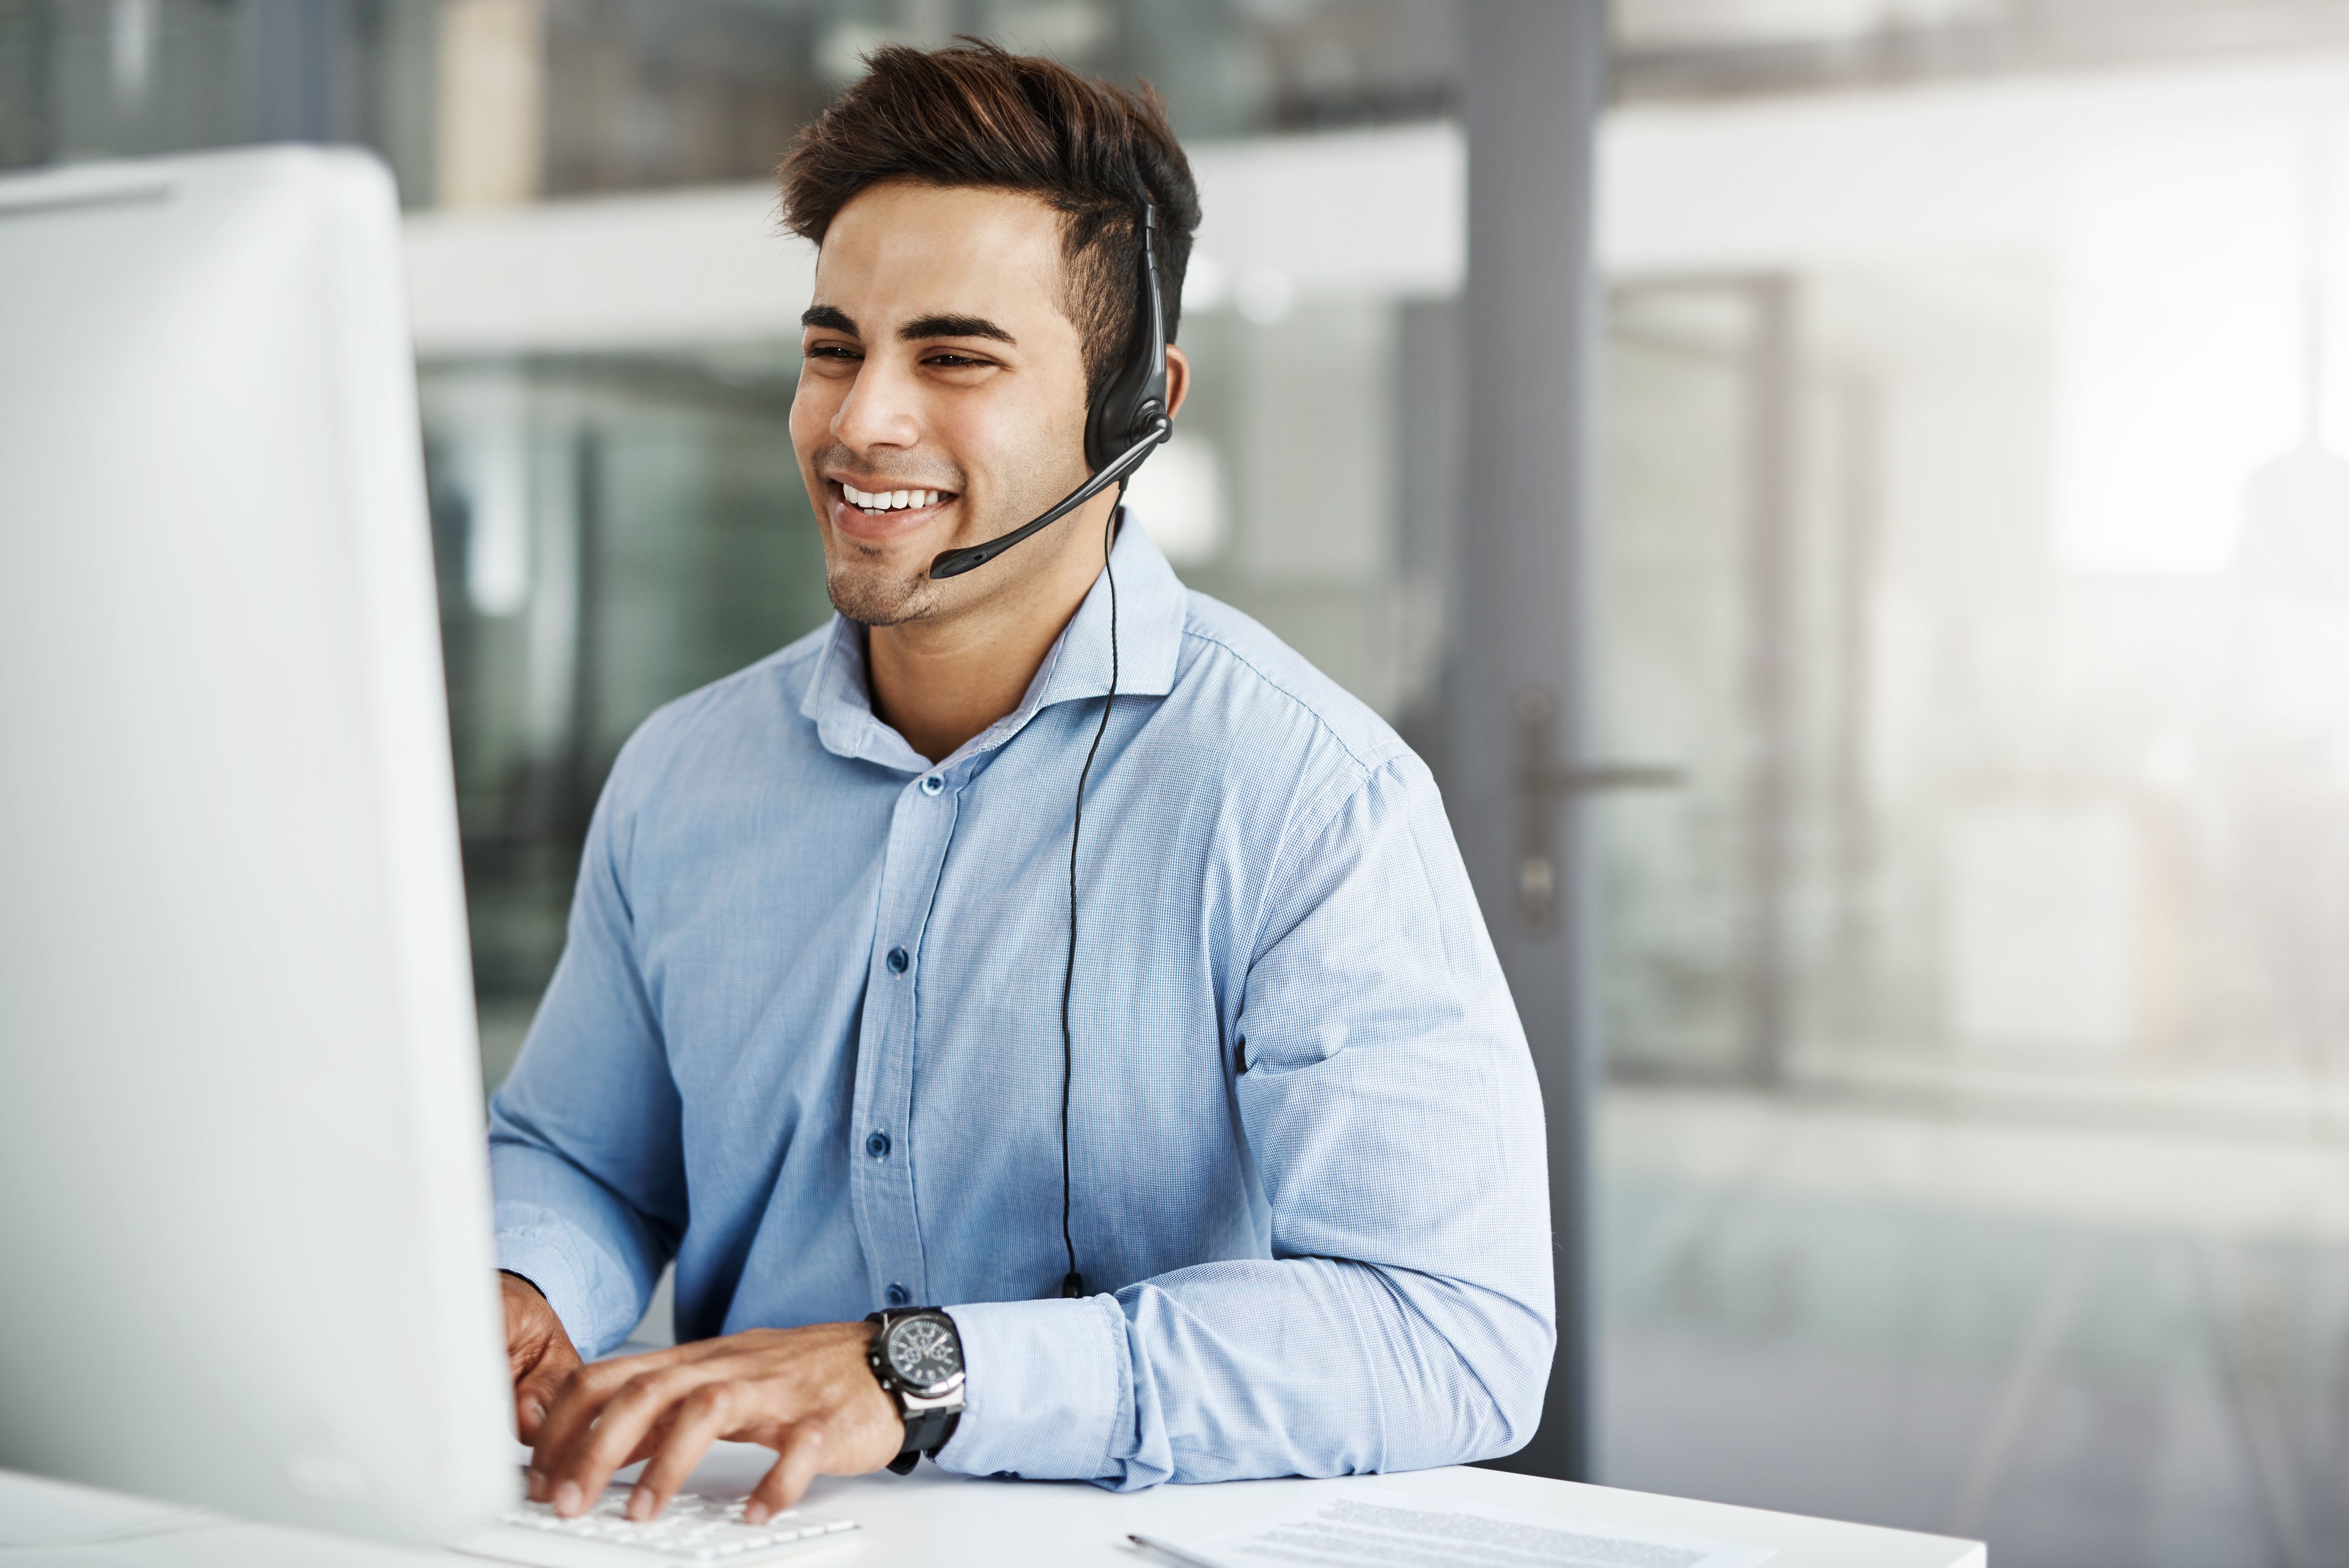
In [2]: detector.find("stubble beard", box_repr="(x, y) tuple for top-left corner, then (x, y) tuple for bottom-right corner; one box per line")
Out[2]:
(826, 549), (943, 628)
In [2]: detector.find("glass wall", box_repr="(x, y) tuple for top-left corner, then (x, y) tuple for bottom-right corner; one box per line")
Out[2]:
(1592, 73), (2349, 1567)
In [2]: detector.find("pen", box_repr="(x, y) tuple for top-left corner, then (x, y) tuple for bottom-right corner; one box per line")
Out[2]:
(1127, 1531), (1225, 1568)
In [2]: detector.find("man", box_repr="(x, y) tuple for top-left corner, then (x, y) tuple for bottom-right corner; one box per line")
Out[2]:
(491, 40), (1552, 1525)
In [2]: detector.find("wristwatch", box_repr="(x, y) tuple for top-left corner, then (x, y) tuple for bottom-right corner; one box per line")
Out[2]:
(864, 1307), (965, 1474)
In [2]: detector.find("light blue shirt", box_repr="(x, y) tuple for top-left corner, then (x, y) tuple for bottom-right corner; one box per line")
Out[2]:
(488, 522), (1554, 1488)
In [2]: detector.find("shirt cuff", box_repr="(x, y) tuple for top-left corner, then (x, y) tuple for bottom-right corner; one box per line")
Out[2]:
(937, 1295), (1129, 1481)
(494, 1202), (634, 1358)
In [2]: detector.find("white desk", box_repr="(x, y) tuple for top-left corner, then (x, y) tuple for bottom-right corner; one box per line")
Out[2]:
(1, 1444), (1984, 1568)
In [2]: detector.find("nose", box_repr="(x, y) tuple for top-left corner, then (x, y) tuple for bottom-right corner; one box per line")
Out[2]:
(830, 352), (922, 456)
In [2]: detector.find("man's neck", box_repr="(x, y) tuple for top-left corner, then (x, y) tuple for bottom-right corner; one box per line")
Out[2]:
(864, 508), (1116, 765)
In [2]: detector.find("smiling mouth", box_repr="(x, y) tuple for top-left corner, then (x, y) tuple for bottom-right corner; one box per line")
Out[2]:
(837, 481), (954, 515)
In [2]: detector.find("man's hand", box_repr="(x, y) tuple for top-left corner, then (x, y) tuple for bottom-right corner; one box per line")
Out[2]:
(526, 1323), (903, 1525)
(502, 1271), (583, 1444)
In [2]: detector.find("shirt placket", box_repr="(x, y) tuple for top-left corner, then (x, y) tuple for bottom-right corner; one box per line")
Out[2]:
(847, 766), (960, 1311)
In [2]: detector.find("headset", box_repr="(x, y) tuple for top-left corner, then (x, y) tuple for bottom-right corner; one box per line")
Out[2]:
(926, 199), (1172, 582)
(924, 193), (1172, 1300)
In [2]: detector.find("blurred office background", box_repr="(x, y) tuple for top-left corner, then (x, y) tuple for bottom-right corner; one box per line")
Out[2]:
(18, 1), (2349, 1563)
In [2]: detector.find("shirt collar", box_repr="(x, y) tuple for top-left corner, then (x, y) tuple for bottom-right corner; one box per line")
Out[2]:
(801, 512), (1188, 774)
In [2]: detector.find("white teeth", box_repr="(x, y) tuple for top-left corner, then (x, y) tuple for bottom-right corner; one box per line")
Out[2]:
(839, 482), (948, 512)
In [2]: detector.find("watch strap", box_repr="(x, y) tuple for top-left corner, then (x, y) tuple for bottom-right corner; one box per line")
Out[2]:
(904, 1403), (959, 1457)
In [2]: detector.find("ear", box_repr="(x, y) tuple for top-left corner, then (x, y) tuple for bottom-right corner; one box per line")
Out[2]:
(1163, 344), (1192, 421)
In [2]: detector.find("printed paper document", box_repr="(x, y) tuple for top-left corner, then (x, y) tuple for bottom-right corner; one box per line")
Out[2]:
(1173, 1487), (1776, 1568)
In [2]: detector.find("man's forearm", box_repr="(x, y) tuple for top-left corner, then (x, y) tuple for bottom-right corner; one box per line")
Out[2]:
(938, 1253), (1553, 1488)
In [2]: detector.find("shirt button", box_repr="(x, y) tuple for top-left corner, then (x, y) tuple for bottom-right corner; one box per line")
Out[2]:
(886, 945), (910, 974)
(919, 774), (944, 796)
(885, 1283), (910, 1307)
(866, 1130), (891, 1159)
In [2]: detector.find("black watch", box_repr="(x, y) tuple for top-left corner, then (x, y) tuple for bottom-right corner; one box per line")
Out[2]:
(864, 1307), (965, 1475)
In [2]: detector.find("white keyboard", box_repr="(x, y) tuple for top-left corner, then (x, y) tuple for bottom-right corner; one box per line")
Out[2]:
(459, 1483), (859, 1567)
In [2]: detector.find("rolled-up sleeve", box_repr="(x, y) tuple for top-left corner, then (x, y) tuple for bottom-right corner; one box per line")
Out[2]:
(936, 754), (1555, 1487)
(487, 740), (686, 1358)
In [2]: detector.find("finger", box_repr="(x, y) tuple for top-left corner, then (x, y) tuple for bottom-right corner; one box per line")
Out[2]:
(528, 1354), (650, 1501)
(625, 1383), (739, 1521)
(517, 1356), (582, 1498)
(514, 1342), (581, 1446)
(619, 1406), (679, 1470)
(542, 1365), (705, 1517)
(744, 1428), (827, 1526)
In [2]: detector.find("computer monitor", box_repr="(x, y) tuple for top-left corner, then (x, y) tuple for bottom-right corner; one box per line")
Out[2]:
(0, 147), (514, 1543)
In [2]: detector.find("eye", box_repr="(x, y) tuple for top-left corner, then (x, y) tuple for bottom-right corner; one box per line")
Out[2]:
(924, 351), (992, 369)
(805, 341), (861, 362)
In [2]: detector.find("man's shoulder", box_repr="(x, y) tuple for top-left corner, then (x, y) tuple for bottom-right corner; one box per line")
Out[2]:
(1170, 589), (1411, 790)
(603, 621), (833, 805)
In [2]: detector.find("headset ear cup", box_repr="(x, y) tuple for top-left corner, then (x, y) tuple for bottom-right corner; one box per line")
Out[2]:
(1084, 307), (1154, 472)
(1083, 365), (1139, 474)
(1085, 201), (1171, 475)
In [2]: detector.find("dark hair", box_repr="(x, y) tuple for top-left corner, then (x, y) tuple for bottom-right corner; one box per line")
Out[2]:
(778, 39), (1200, 406)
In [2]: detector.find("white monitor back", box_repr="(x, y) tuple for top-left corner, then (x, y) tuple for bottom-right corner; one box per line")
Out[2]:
(0, 147), (514, 1542)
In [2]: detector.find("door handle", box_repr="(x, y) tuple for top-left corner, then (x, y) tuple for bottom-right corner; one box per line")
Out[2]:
(1514, 686), (1683, 933)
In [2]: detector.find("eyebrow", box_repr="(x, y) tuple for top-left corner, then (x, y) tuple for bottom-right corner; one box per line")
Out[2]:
(900, 313), (1016, 346)
(799, 306), (1017, 348)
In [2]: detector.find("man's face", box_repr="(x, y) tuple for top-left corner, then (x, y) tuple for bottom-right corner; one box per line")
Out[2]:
(791, 181), (1094, 627)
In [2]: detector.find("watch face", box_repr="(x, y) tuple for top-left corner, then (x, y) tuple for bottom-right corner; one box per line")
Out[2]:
(885, 1315), (962, 1390)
